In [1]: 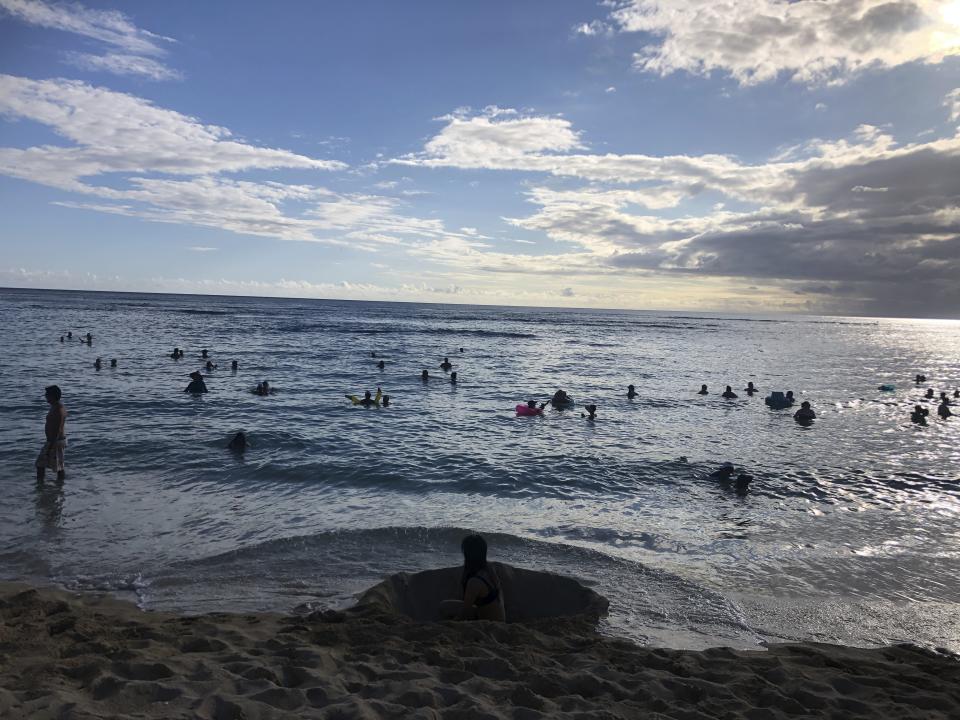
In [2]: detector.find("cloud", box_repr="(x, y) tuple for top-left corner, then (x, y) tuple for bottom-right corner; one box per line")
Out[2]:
(574, 20), (612, 37)
(0, 0), (180, 80)
(946, 88), (960, 121)
(187, 246), (217, 252)
(396, 106), (960, 316)
(0, 75), (481, 250)
(63, 51), (181, 81)
(605, 0), (960, 86)
(605, 86), (617, 93)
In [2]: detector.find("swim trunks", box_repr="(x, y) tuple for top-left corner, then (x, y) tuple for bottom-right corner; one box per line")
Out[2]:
(36, 438), (66, 472)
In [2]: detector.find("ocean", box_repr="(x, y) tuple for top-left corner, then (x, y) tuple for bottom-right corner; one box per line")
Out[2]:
(1, 287), (958, 651)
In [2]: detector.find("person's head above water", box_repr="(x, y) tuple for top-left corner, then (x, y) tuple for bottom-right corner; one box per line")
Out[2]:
(227, 432), (246, 452)
(450, 372), (457, 383)
(747, 382), (755, 388)
(786, 391), (794, 399)
(231, 360), (238, 369)
(382, 395), (390, 406)
(801, 401), (811, 409)
(190, 371), (202, 380)
(698, 384), (708, 393)
(527, 399), (538, 408)
(461, 534), (489, 578)
(421, 369), (429, 380)
(364, 390), (372, 400)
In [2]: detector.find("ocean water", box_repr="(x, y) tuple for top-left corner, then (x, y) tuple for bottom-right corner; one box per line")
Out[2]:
(1, 288), (959, 651)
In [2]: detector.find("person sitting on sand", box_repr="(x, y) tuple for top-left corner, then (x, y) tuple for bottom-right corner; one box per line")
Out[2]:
(185, 371), (208, 394)
(421, 370), (429, 382)
(938, 401), (952, 419)
(627, 384), (637, 399)
(581, 404), (597, 420)
(722, 386), (738, 399)
(697, 384), (708, 395)
(36, 385), (67, 483)
(227, 432), (247, 452)
(347, 388), (382, 407)
(794, 401), (816, 423)
(744, 382), (757, 395)
(440, 357), (453, 371)
(440, 534), (505, 622)
(93, 358), (102, 370)
(910, 405), (928, 425)
(377, 360), (385, 370)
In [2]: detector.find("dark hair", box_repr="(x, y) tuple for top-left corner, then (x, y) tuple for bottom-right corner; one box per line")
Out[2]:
(45, 385), (61, 401)
(460, 534), (488, 587)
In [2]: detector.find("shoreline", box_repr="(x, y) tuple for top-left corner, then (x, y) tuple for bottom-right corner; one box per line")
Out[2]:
(2, 582), (958, 719)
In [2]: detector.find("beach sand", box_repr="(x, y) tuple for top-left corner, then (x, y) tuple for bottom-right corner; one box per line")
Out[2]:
(2, 580), (959, 719)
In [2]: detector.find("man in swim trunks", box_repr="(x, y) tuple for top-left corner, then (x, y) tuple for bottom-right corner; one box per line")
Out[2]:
(36, 385), (67, 483)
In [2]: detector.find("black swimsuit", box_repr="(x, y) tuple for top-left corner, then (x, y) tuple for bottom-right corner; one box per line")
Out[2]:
(464, 572), (500, 607)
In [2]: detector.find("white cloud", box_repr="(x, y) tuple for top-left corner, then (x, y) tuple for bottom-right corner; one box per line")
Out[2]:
(63, 51), (181, 81)
(0, 0), (180, 80)
(0, 75), (342, 190)
(188, 246), (217, 252)
(946, 88), (960, 121)
(605, 86), (617, 93)
(607, 0), (960, 86)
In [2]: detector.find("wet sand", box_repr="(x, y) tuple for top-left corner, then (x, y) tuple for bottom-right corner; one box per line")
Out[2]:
(2, 581), (959, 719)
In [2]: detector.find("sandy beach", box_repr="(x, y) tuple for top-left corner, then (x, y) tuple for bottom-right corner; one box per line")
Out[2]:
(2, 580), (959, 719)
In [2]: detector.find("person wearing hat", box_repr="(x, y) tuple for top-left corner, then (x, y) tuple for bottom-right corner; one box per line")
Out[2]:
(185, 371), (208, 394)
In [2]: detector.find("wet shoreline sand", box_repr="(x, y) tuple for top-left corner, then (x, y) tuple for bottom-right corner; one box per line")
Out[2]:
(2, 581), (958, 719)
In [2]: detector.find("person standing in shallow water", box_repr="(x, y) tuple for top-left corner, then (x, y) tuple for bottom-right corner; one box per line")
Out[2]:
(440, 534), (505, 622)
(185, 371), (208, 394)
(36, 385), (67, 483)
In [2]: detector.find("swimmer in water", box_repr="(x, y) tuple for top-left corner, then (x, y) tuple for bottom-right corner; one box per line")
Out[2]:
(171, 348), (180, 359)
(205, 360), (216, 371)
(551, 389), (571, 407)
(231, 360), (238, 371)
(709, 463), (736, 482)
(459, 347), (464, 353)
(110, 359), (117, 368)
(346, 388), (382, 407)
(227, 432), (247, 452)
(925, 388), (935, 399)
(910, 405), (928, 425)
(785, 391), (795, 405)
(59, 336), (64, 343)
(201, 349), (209, 359)
(93, 358), (102, 370)
(382, 395), (391, 407)
(938, 401), (952, 419)
(793, 401), (816, 423)
(939, 392), (950, 405)
(67, 332), (72, 340)
(955, 389), (960, 398)
(697, 384), (708, 395)
(185, 371), (208, 394)
(440, 357), (453, 371)
(521, 399), (545, 415)
(377, 360), (385, 370)
(421, 370), (429, 382)
(450, 371), (457, 384)
(581, 404), (597, 420)
(744, 381), (757, 395)
(734, 474), (752, 495)
(627, 384), (637, 399)
(85, 333), (92, 344)
(722, 386), (738, 399)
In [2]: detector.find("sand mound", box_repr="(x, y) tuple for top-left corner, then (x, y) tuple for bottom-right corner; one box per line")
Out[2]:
(3, 582), (960, 719)
(357, 562), (609, 622)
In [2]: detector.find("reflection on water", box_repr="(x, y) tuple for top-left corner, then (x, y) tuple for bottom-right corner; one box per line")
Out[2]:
(0, 288), (958, 649)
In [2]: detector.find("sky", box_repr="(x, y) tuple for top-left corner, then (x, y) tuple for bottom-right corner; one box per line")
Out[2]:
(1, 0), (960, 317)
